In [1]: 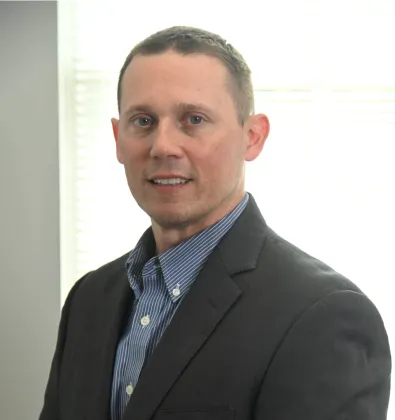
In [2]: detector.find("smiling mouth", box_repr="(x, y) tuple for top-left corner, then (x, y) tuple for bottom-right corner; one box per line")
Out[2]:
(150, 177), (192, 186)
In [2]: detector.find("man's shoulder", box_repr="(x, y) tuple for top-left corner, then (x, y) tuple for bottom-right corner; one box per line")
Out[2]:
(238, 226), (375, 341)
(261, 226), (362, 296)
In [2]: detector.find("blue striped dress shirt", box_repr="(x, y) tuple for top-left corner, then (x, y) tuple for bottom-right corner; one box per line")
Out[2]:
(110, 193), (249, 420)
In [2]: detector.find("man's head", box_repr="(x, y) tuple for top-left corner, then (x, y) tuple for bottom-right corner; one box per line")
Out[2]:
(112, 26), (270, 240)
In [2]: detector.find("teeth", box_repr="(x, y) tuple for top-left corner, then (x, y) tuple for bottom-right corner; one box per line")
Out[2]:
(153, 178), (189, 185)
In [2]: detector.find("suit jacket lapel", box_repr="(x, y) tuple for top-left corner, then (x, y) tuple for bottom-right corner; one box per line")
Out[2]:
(122, 195), (268, 420)
(122, 249), (241, 420)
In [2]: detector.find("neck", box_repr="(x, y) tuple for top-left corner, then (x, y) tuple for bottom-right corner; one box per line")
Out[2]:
(152, 190), (245, 254)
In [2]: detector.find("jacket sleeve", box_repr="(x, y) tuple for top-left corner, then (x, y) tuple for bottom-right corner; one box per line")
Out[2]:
(38, 275), (88, 420)
(254, 290), (391, 419)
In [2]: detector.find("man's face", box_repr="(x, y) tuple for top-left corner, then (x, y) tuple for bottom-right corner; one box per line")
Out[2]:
(112, 51), (267, 231)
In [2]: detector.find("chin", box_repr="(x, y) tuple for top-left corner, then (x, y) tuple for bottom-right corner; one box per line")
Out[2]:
(142, 198), (215, 231)
(151, 211), (192, 229)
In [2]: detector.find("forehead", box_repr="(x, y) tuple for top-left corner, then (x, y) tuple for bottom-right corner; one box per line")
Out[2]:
(120, 51), (233, 112)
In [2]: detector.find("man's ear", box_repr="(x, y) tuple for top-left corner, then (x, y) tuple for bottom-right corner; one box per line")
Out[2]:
(244, 114), (270, 162)
(111, 118), (124, 164)
(111, 118), (119, 139)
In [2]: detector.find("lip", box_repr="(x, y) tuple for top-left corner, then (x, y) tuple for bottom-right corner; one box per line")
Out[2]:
(148, 174), (191, 181)
(147, 177), (192, 193)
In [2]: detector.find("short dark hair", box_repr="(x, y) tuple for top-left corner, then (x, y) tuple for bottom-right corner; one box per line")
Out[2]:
(117, 26), (255, 124)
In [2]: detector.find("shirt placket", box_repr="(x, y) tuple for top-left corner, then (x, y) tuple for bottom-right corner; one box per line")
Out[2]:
(126, 273), (156, 393)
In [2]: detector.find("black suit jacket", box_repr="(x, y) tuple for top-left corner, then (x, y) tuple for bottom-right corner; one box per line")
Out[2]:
(39, 196), (391, 420)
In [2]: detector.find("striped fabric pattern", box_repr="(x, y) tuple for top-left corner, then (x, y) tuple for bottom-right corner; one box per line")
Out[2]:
(110, 193), (249, 420)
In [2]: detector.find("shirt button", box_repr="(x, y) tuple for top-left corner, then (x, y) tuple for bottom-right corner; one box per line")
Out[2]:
(126, 384), (134, 396)
(141, 315), (150, 326)
(172, 287), (180, 297)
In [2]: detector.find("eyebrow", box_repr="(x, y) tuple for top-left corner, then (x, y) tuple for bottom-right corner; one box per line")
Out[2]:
(175, 102), (214, 114)
(122, 104), (156, 117)
(122, 102), (215, 117)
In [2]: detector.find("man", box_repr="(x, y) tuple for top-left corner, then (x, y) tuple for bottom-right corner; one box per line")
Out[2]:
(39, 26), (391, 420)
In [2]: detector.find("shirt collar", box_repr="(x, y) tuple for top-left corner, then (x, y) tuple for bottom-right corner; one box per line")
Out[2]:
(125, 227), (156, 298)
(125, 193), (249, 302)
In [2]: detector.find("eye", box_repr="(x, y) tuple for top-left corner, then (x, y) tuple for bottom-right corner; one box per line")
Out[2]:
(132, 116), (154, 127)
(187, 115), (204, 125)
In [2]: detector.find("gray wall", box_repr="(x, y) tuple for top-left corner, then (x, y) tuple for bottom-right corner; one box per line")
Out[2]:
(0, 2), (60, 419)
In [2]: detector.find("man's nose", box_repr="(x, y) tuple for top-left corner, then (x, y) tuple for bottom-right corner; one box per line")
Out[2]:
(149, 119), (184, 159)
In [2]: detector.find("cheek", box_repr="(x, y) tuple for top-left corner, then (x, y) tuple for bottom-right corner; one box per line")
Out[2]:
(118, 138), (144, 167)
(211, 132), (244, 162)
(116, 136), (130, 164)
(195, 138), (242, 180)
(116, 143), (125, 164)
